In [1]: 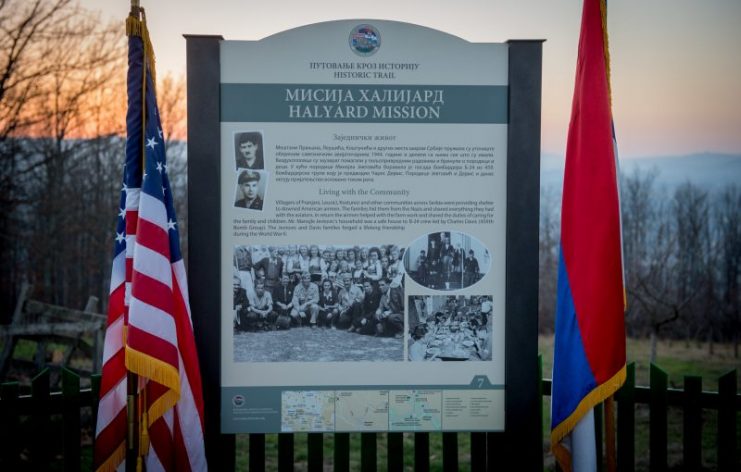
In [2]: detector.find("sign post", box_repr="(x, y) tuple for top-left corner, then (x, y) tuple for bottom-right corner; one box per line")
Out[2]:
(187, 22), (542, 470)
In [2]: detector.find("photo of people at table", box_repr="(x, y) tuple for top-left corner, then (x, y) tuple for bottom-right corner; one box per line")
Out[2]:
(404, 231), (490, 290)
(407, 295), (492, 361)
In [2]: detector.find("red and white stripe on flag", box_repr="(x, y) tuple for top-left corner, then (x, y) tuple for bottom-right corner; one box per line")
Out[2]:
(94, 187), (140, 471)
(95, 12), (206, 472)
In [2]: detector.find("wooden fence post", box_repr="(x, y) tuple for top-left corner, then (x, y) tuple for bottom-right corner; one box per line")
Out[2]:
(32, 369), (51, 469)
(308, 432), (323, 471)
(334, 433), (350, 471)
(717, 369), (737, 471)
(360, 432), (376, 472)
(91, 374), (101, 434)
(387, 432), (403, 472)
(414, 432), (429, 471)
(442, 432), (458, 471)
(649, 363), (668, 472)
(682, 375), (702, 470)
(616, 362), (635, 472)
(62, 368), (81, 472)
(277, 433), (292, 472)
(250, 433), (266, 472)
(470, 432), (487, 472)
(0, 382), (21, 468)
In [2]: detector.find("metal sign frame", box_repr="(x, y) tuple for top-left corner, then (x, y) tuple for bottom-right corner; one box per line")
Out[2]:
(185, 29), (542, 470)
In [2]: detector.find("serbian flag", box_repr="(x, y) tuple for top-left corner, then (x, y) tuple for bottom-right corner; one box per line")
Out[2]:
(94, 9), (206, 472)
(550, 0), (626, 470)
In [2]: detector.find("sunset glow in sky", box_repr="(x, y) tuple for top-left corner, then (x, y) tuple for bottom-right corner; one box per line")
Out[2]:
(81, 0), (741, 158)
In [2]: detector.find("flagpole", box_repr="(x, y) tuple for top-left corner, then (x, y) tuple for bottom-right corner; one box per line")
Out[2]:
(126, 4), (142, 472)
(126, 374), (139, 472)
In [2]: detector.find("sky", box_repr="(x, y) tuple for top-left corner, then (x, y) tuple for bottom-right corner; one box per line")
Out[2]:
(80, 0), (741, 159)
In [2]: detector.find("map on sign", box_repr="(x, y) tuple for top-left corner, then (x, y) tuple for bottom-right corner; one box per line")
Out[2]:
(281, 390), (335, 432)
(389, 390), (442, 431)
(334, 390), (389, 431)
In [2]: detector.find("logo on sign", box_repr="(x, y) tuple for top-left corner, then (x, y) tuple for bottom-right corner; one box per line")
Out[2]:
(232, 394), (245, 407)
(349, 24), (381, 56)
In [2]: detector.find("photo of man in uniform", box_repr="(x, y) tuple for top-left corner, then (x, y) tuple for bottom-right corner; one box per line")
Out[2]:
(235, 131), (264, 169)
(235, 170), (264, 210)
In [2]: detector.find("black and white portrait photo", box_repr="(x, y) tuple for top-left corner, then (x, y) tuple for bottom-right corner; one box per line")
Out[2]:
(232, 244), (407, 363)
(234, 131), (264, 170)
(407, 295), (493, 362)
(234, 169), (268, 210)
(404, 231), (490, 290)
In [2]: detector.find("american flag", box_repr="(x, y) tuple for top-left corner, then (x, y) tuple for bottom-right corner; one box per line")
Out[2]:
(95, 13), (206, 472)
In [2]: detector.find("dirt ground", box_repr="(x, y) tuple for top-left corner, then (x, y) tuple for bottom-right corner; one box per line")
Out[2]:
(233, 326), (404, 362)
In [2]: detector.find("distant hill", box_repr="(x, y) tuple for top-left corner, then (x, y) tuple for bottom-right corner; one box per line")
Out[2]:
(540, 152), (741, 193)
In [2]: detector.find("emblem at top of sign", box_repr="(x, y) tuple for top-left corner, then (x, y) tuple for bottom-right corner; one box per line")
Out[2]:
(349, 24), (381, 57)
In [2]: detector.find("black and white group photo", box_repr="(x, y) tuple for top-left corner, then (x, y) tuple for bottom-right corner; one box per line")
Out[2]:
(407, 295), (493, 361)
(233, 244), (406, 362)
(404, 232), (490, 290)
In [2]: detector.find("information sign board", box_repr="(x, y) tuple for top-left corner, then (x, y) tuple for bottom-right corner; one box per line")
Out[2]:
(219, 20), (507, 433)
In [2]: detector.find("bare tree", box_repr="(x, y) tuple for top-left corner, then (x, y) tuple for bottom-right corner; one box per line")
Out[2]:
(716, 184), (741, 357)
(621, 168), (658, 279)
(157, 73), (186, 144)
(625, 196), (687, 363)
(621, 168), (660, 339)
(538, 185), (560, 333)
(1, 0), (71, 315)
(620, 173), (710, 363)
(0, 0), (126, 314)
(672, 182), (715, 352)
(26, 10), (122, 307)
(0, 0), (75, 138)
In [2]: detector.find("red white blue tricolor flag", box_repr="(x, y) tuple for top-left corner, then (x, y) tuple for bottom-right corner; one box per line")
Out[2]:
(550, 0), (626, 470)
(94, 11), (207, 472)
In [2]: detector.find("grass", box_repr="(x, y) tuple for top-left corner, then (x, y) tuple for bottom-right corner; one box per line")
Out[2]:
(537, 334), (740, 390)
(0, 337), (95, 389)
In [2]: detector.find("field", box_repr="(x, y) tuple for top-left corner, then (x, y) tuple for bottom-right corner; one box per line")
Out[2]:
(231, 336), (740, 471)
(538, 335), (741, 391)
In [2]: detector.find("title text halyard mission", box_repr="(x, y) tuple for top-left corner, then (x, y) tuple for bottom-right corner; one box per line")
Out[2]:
(285, 87), (444, 120)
